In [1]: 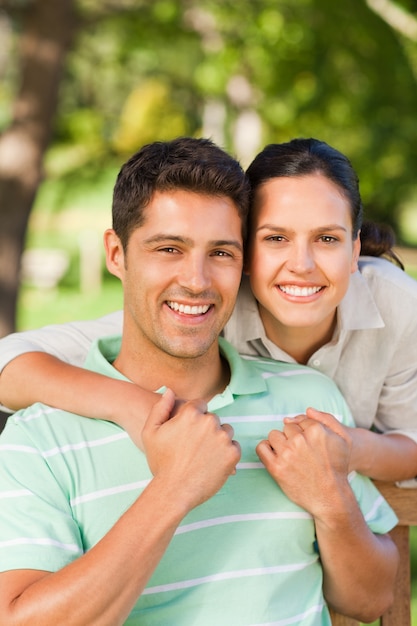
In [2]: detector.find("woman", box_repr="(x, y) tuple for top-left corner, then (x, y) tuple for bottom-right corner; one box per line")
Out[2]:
(1, 138), (417, 483)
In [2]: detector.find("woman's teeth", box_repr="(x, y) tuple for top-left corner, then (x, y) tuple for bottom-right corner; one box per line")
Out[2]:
(279, 285), (322, 297)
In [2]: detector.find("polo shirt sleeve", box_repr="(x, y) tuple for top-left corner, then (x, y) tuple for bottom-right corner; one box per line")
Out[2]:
(327, 380), (398, 531)
(348, 471), (398, 534)
(0, 415), (84, 573)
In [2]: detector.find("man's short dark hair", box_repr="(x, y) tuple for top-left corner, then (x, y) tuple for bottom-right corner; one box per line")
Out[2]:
(112, 137), (250, 250)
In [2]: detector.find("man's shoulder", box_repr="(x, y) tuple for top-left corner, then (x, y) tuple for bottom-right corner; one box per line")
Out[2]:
(242, 353), (333, 382)
(236, 350), (337, 391)
(232, 353), (353, 425)
(0, 401), (116, 450)
(221, 337), (335, 383)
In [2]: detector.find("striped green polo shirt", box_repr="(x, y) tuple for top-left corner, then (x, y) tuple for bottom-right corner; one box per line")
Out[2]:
(0, 336), (397, 625)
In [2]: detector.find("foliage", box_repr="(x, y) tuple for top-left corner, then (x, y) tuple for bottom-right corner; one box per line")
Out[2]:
(3, 0), (417, 235)
(1, 0), (417, 336)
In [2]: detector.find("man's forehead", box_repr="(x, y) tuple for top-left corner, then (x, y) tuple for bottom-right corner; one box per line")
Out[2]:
(140, 189), (242, 223)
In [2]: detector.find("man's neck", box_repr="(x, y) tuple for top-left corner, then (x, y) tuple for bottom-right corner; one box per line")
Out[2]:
(113, 340), (229, 402)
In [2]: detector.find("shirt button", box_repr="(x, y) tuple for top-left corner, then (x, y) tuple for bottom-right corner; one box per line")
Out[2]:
(312, 359), (320, 367)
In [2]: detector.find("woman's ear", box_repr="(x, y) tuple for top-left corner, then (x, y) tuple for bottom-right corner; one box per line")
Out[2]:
(351, 232), (361, 273)
(103, 229), (125, 281)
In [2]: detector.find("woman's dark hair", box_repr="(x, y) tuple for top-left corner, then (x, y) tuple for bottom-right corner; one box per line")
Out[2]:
(246, 138), (404, 269)
(360, 221), (404, 269)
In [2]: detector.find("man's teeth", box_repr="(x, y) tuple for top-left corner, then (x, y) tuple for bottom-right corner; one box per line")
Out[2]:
(279, 285), (322, 297)
(167, 301), (210, 315)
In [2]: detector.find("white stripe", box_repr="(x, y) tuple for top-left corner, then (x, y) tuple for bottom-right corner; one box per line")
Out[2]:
(0, 444), (39, 454)
(0, 489), (34, 499)
(142, 559), (318, 595)
(364, 493), (386, 522)
(14, 406), (56, 423)
(0, 432), (129, 458)
(41, 432), (129, 458)
(175, 511), (312, 534)
(225, 414), (286, 423)
(70, 480), (150, 506)
(250, 603), (324, 625)
(347, 470), (357, 483)
(223, 412), (343, 424)
(261, 369), (324, 379)
(0, 537), (81, 553)
(236, 461), (264, 469)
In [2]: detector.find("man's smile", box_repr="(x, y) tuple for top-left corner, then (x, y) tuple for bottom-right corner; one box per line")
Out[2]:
(166, 301), (212, 315)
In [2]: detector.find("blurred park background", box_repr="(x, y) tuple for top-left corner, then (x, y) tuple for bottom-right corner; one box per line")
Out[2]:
(1, 0), (417, 621)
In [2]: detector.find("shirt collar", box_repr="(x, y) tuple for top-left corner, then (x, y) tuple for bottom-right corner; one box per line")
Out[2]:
(339, 269), (384, 331)
(226, 266), (385, 349)
(83, 334), (268, 411)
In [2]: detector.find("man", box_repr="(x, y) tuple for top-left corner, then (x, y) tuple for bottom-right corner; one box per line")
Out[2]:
(0, 137), (398, 625)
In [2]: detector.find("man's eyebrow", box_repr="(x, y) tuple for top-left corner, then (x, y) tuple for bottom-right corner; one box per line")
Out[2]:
(255, 223), (348, 234)
(144, 234), (243, 252)
(212, 239), (244, 252)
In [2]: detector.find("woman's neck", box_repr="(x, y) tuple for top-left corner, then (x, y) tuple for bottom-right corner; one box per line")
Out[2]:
(259, 305), (337, 365)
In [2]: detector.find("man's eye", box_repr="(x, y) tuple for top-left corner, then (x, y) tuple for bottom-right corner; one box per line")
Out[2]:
(159, 247), (178, 253)
(319, 236), (338, 244)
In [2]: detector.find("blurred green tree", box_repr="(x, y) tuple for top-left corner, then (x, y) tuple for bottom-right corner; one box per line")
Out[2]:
(1, 0), (417, 335)
(0, 0), (76, 337)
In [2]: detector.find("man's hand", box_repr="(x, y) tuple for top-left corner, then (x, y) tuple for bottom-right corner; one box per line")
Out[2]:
(256, 407), (352, 518)
(142, 389), (241, 511)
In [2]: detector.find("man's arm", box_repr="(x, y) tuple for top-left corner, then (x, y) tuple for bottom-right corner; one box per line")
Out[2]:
(256, 410), (399, 623)
(0, 390), (241, 626)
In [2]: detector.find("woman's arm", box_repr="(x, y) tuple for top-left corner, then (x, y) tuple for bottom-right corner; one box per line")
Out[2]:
(0, 353), (158, 446)
(349, 428), (417, 482)
(305, 408), (417, 482)
(0, 311), (123, 377)
(0, 312), (160, 444)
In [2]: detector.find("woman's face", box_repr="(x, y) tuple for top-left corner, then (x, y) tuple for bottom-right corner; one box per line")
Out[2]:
(246, 173), (361, 341)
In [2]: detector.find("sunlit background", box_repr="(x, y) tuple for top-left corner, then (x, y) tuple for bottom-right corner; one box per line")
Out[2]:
(1, 2), (417, 621)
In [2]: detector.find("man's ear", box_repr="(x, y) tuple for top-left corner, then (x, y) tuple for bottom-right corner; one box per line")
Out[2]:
(351, 232), (361, 273)
(104, 229), (125, 280)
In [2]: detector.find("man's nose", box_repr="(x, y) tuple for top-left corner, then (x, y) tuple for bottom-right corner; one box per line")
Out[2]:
(178, 254), (211, 292)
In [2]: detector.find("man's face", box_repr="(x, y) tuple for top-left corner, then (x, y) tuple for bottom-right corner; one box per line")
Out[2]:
(106, 190), (244, 361)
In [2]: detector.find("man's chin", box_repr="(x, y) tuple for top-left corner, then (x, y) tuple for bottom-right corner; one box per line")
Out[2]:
(160, 338), (219, 360)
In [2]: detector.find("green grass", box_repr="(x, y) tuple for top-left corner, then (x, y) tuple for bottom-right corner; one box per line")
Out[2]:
(17, 277), (123, 330)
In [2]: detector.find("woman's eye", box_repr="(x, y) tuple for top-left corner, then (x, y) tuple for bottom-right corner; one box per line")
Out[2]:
(265, 235), (285, 242)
